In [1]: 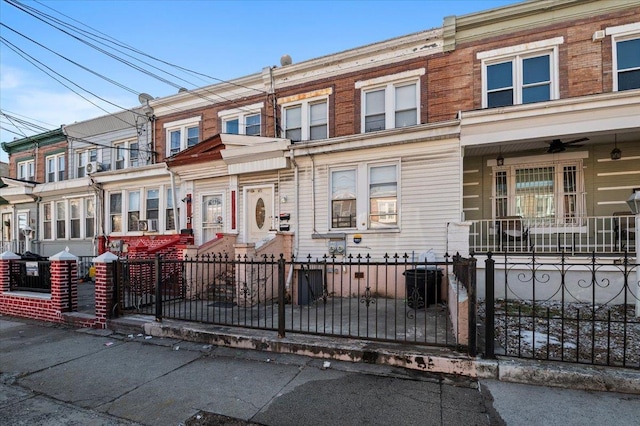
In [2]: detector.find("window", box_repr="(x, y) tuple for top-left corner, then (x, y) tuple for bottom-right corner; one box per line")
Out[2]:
(219, 104), (263, 136)
(166, 188), (178, 231)
(70, 200), (81, 238)
(43, 203), (52, 240)
(110, 193), (122, 232)
(56, 201), (66, 238)
(164, 116), (201, 156)
(114, 139), (139, 170)
(281, 98), (328, 142)
(128, 191), (140, 231)
(146, 189), (159, 220)
(479, 37), (562, 108)
(46, 153), (65, 182)
(356, 69), (423, 133)
(85, 198), (95, 238)
(612, 32), (640, 91)
(492, 159), (584, 223)
(330, 162), (399, 231)
(76, 149), (97, 178)
(17, 159), (34, 181)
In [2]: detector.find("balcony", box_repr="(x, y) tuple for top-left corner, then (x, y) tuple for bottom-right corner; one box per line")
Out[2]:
(469, 215), (636, 254)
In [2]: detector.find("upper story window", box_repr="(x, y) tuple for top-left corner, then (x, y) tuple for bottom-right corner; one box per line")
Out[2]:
(330, 161), (399, 231)
(279, 89), (331, 142)
(478, 37), (563, 108)
(17, 159), (35, 181)
(607, 22), (640, 91)
(164, 116), (201, 157)
(46, 153), (65, 183)
(107, 186), (177, 234)
(219, 102), (263, 136)
(356, 69), (424, 133)
(114, 139), (139, 170)
(76, 148), (97, 178)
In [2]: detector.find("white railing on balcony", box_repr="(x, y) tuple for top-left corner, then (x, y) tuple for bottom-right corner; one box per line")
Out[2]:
(469, 215), (636, 254)
(1, 240), (25, 254)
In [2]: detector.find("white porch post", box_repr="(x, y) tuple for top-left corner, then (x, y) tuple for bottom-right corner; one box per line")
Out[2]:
(626, 188), (640, 317)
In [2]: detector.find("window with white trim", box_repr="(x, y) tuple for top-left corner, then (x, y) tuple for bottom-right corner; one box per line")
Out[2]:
(107, 187), (177, 234)
(282, 99), (328, 142)
(56, 201), (66, 238)
(164, 116), (201, 156)
(128, 191), (140, 231)
(611, 32), (640, 91)
(165, 188), (178, 231)
(70, 199), (81, 238)
(17, 159), (34, 181)
(362, 82), (418, 132)
(46, 153), (65, 182)
(146, 189), (159, 221)
(110, 193), (122, 232)
(219, 104), (263, 136)
(43, 203), (52, 239)
(113, 139), (139, 170)
(492, 159), (584, 223)
(76, 148), (97, 178)
(479, 37), (562, 108)
(40, 197), (96, 240)
(85, 198), (95, 238)
(330, 162), (399, 230)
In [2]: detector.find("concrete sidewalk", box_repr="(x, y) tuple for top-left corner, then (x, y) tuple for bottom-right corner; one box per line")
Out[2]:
(1, 316), (640, 426)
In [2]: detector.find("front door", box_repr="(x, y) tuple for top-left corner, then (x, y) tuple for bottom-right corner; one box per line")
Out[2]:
(246, 186), (273, 242)
(202, 194), (224, 243)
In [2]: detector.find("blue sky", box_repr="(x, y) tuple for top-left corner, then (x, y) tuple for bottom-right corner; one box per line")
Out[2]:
(0, 0), (517, 162)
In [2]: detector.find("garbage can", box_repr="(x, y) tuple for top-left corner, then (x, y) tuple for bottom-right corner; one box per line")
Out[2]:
(21, 251), (48, 261)
(404, 268), (442, 309)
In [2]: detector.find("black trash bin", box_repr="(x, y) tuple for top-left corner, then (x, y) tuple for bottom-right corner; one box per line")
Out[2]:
(404, 268), (442, 309)
(21, 251), (48, 261)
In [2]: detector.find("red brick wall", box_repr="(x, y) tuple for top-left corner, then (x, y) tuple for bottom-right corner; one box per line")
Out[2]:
(8, 141), (67, 181)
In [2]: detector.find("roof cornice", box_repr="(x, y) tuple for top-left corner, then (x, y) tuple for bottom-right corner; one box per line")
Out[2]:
(1, 128), (66, 155)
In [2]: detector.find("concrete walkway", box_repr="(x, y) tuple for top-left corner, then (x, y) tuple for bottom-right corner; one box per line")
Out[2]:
(2, 316), (640, 425)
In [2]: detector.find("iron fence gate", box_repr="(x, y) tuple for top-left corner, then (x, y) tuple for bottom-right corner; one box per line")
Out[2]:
(113, 254), (476, 352)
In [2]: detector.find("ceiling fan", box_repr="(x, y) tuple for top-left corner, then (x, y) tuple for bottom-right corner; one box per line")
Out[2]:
(546, 137), (588, 153)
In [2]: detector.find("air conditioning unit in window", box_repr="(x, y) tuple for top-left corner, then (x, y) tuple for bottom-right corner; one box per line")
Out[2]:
(86, 161), (103, 174)
(138, 219), (158, 232)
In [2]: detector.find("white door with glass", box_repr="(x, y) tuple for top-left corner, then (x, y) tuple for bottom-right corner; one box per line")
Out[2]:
(202, 194), (224, 243)
(246, 186), (273, 242)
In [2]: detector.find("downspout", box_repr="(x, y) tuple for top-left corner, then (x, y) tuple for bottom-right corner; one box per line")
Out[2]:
(286, 148), (299, 291)
(310, 154), (317, 234)
(165, 163), (180, 232)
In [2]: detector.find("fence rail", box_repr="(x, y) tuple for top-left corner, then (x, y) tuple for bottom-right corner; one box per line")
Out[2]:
(481, 252), (640, 369)
(114, 254), (474, 351)
(470, 215), (636, 254)
(9, 260), (52, 293)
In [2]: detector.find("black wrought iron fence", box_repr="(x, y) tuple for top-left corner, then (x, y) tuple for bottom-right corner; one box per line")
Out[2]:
(481, 251), (640, 369)
(114, 253), (475, 351)
(9, 260), (52, 293)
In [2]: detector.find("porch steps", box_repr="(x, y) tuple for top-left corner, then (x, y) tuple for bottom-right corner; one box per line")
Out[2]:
(62, 312), (97, 328)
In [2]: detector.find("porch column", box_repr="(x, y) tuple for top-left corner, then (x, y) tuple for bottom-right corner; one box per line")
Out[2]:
(49, 250), (79, 314)
(93, 251), (119, 329)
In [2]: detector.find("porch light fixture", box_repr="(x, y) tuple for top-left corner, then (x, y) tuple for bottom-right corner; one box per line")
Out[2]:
(496, 147), (504, 166)
(610, 135), (622, 160)
(626, 187), (640, 215)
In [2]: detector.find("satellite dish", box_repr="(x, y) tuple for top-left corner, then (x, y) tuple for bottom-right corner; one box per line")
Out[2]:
(138, 93), (154, 104)
(178, 87), (188, 93)
(280, 54), (292, 66)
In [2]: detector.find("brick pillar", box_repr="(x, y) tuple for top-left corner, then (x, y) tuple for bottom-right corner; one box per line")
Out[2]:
(93, 252), (119, 329)
(0, 251), (21, 294)
(49, 250), (79, 314)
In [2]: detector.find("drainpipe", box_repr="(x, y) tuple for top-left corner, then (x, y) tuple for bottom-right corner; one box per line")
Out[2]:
(286, 148), (299, 291)
(166, 164), (180, 232)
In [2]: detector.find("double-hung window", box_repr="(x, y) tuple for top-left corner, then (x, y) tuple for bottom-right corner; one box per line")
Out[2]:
(279, 89), (331, 142)
(219, 103), (263, 136)
(70, 200), (81, 238)
(85, 198), (95, 238)
(493, 158), (585, 224)
(76, 149), (97, 178)
(17, 159), (35, 181)
(164, 116), (201, 156)
(330, 162), (399, 231)
(43, 204), (52, 240)
(166, 188), (177, 231)
(607, 23), (640, 91)
(56, 201), (66, 238)
(356, 69), (423, 133)
(46, 153), (65, 182)
(110, 193), (122, 233)
(41, 197), (95, 240)
(114, 139), (139, 170)
(128, 191), (140, 232)
(146, 189), (159, 221)
(479, 37), (562, 108)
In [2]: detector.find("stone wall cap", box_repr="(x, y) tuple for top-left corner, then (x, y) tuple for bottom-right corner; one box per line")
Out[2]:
(0, 251), (21, 260)
(93, 252), (119, 263)
(50, 250), (79, 261)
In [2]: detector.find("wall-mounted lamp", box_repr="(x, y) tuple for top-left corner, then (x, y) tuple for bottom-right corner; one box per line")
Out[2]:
(181, 194), (192, 203)
(610, 134), (622, 160)
(280, 195), (287, 203)
(496, 147), (504, 166)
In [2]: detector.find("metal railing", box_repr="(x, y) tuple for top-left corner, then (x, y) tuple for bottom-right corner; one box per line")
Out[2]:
(113, 254), (475, 351)
(9, 260), (52, 293)
(470, 215), (636, 254)
(481, 252), (640, 369)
